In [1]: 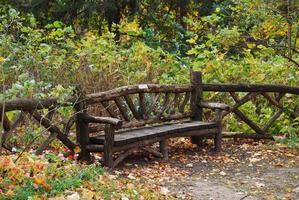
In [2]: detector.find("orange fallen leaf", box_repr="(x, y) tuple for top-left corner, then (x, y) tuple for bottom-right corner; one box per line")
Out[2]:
(33, 176), (51, 191)
(74, 146), (81, 154)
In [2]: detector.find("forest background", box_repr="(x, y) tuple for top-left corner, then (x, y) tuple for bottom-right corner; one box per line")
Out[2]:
(1, 0), (299, 148)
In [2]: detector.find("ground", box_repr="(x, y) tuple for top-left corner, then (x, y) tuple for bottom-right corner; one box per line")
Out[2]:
(1, 138), (298, 199)
(114, 138), (299, 200)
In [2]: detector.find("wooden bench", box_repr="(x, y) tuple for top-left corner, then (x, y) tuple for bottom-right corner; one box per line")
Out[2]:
(75, 71), (229, 168)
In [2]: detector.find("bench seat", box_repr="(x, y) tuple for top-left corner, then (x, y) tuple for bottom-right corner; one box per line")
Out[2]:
(90, 121), (218, 146)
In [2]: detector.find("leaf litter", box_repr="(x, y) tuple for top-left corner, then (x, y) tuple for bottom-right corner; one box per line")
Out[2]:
(0, 138), (298, 199)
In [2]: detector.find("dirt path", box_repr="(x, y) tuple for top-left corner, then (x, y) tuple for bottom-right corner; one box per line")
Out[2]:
(168, 139), (299, 199)
(117, 138), (299, 199)
(171, 166), (299, 199)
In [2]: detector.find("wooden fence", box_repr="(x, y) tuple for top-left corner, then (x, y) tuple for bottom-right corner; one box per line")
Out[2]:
(0, 84), (298, 154)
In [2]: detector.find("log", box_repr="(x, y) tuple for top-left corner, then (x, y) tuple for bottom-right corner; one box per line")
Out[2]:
(85, 84), (191, 104)
(30, 111), (76, 151)
(124, 95), (142, 120)
(114, 97), (130, 122)
(222, 132), (274, 140)
(0, 98), (72, 112)
(203, 84), (299, 94)
(101, 101), (117, 118)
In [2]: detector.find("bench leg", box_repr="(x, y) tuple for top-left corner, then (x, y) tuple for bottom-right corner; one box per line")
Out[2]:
(214, 109), (222, 152)
(104, 124), (114, 169)
(214, 130), (221, 152)
(159, 140), (168, 160)
(104, 145), (114, 168)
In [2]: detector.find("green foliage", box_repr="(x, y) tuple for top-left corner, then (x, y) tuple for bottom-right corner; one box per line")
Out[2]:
(1, 1), (298, 145)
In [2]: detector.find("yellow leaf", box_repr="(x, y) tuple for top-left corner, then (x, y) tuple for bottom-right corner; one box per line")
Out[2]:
(33, 176), (46, 185)
(0, 57), (5, 63)
(74, 146), (81, 154)
(186, 38), (196, 44)
(247, 43), (255, 49)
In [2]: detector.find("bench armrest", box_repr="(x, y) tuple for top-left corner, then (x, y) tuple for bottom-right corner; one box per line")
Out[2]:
(199, 102), (230, 111)
(81, 114), (122, 128)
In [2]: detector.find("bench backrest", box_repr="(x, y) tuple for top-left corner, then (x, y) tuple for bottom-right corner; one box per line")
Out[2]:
(78, 71), (203, 131)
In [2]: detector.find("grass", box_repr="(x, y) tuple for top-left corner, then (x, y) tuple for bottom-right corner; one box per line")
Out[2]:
(0, 153), (165, 200)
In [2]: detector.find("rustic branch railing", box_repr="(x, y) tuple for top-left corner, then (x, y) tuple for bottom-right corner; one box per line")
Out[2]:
(202, 84), (299, 139)
(1, 83), (298, 154)
(203, 84), (299, 94)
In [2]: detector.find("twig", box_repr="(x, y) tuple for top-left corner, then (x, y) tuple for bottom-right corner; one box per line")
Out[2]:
(240, 194), (249, 200)
(0, 62), (5, 154)
(14, 134), (41, 163)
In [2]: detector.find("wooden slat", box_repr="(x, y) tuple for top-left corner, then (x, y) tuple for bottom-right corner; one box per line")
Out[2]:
(114, 97), (130, 122)
(275, 92), (285, 102)
(91, 121), (217, 146)
(85, 84), (191, 104)
(2, 84), (299, 112)
(230, 92), (265, 135)
(122, 112), (192, 129)
(63, 115), (76, 135)
(157, 93), (171, 117)
(101, 101), (117, 118)
(229, 92), (239, 102)
(45, 107), (56, 120)
(262, 109), (284, 132)
(262, 92), (297, 119)
(179, 92), (190, 113)
(139, 93), (147, 119)
(261, 92), (282, 108)
(233, 109), (265, 135)
(168, 93), (180, 114)
(86, 144), (104, 152)
(124, 95), (142, 120)
(112, 128), (218, 152)
(224, 92), (257, 116)
(203, 84), (299, 94)
(147, 93), (161, 116)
